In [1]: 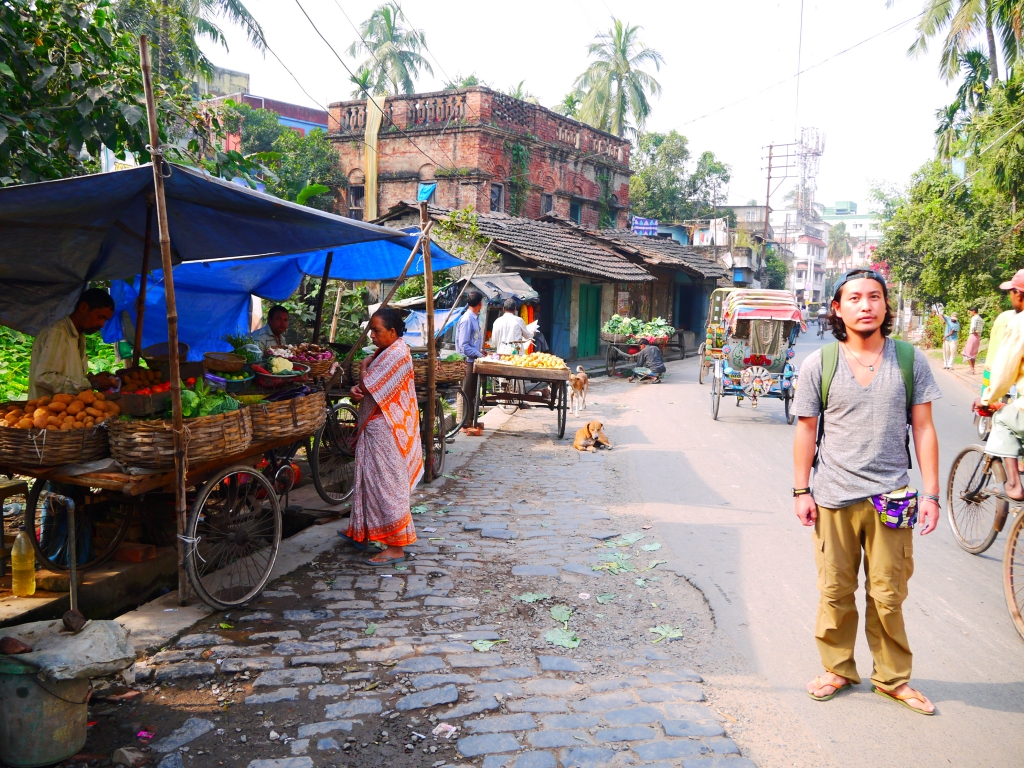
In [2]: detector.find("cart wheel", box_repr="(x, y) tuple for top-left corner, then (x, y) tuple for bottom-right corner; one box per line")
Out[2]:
(712, 375), (722, 421)
(606, 344), (617, 378)
(24, 480), (134, 572)
(556, 381), (568, 438)
(496, 378), (523, 414)
(1003, 507), (1024, 641)
(947, 445), (1003, 554)
(785, 390), (795, 425)
(697, 343), (707, 385)
(311, 402), (358, 506)
(441, 387), (468, 440)
(427, 396), (446, 477)
(185, 465), (282, 610)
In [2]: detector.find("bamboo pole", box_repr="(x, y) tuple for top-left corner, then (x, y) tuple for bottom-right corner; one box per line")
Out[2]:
(421, 202), (436, 483)
(131, 203), (154, 369)
(328, 282), (344, 343)
(140, 35), (188, 605)
(311, 251), (333, 344)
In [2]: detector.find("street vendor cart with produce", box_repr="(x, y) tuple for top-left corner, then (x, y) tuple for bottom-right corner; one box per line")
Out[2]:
(602, 315), (683, 377)
(471, 351), (570, 438)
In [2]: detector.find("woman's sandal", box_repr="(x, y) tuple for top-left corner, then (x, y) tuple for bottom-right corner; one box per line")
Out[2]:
(872, 685), (935, 715)
(807, 676), (852, 701)
(337, 531), (367, 551)
(367, 554), (406, 567)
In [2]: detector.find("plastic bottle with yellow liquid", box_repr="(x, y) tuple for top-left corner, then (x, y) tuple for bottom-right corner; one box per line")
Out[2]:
(11, 524), (35, 597)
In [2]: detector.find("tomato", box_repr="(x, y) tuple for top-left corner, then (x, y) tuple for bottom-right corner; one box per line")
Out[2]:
(137, 388), (152, 395)
(185, 377), (196, 386)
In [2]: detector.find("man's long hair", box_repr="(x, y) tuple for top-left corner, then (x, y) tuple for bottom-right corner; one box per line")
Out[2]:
(827, 279), (894, 341)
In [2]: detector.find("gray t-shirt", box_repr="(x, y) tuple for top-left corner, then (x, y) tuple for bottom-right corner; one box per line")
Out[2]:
(792, 338), (941, 508)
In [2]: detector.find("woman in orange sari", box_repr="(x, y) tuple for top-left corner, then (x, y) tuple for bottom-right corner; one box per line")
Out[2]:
(340, 308), (423, 565)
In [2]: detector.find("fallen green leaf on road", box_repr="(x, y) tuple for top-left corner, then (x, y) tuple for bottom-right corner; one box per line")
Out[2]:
(472, 639), (509, 652)
(645, 559), (668, 571)
(514, 592), (550, 603)
(635, 578), (647, 587)
(642, 542), (662, 551)
(442, 474), (458, 480)
(616, 532), (645, 546)
(596, 593), (616, 604)
(219, 623), (233, 629)
(411, 505), (428, 514)
(364, 681), (379, 691)
(598, 551), (632, 562)
(550, 604), (573, 628)
(365, 623), (378, 636)
(649, 625), (683, 643)
(544, 628), (581, 649)
(393, 564), (409, 571)
(592, 561), (635, 574)
(428, 537), (446, 542)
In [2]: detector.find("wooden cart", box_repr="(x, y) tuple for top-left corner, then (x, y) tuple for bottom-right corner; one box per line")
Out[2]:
(471, 360), (570, 439)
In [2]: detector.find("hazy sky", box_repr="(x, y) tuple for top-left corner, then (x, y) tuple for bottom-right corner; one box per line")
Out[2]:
(199, 0), (959, 213)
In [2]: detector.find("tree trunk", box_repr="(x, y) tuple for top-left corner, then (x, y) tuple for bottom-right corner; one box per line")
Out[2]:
(986, 4), (1000, 83)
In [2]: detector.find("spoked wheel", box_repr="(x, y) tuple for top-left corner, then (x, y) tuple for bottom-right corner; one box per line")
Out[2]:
(496, 378), (524, 414)
(425, 396), (446, 477)
(1003, 508), (1024, 641)
(785, 390), (795, 425)
(25, 480), (134, 571)
(712, 372), (722, 421)
(698, 343), (708, 385)
(978, 415), (992, 441)
(556, 381), (567, 439)
(441, 387), (468, 440)
(311, 403), (358, 506)
(185, 465), (282, 610)
(605, 344), (617, 378)
(947, 445), (1002, 554)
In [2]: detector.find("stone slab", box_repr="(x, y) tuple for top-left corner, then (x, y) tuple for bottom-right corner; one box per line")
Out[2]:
(244, 688), (300, 704)
(466, 713), (538, 734)
(296, 721), (355, 738)
(324, 697), (383, 718)
(395, 684), (460, 711)
(457, 733), (520, 758)
(151, 718), (214, 752)
(253, 668), (322, 687)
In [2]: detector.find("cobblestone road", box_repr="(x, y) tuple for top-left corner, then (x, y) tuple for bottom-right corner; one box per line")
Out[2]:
(91, 405), (754, 768)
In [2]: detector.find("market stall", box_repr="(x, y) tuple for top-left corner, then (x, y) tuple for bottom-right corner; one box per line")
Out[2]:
(470, 353), (570, 439)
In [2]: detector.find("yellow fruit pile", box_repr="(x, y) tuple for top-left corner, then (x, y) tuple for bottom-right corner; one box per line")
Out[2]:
(498, 352), (568, 369)
(1, 391), (120, 431)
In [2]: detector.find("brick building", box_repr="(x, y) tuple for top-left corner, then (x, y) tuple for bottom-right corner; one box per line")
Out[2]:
(328, 87), (632, 228)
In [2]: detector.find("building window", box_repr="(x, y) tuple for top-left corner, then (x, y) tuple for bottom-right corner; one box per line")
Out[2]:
(490, 183), (504, 213)
(569, 200), (582, 225)
(745, 210), (757, 222)
(541, 194), (553, 214)
(348, 185), (365, 220)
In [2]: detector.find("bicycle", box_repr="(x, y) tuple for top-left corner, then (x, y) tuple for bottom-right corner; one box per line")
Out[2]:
(946, 403), (1024, 641)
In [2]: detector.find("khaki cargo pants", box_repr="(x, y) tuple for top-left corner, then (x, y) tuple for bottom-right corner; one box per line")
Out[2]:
(813, 499), (914, 691)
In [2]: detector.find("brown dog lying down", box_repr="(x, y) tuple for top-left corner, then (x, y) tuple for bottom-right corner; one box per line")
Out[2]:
(573, 420), (612, 452)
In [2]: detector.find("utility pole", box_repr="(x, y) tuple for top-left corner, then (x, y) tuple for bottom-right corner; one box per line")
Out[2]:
(760, 142), (797, 287)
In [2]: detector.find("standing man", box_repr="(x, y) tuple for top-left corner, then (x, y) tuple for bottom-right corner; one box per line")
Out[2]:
(490, 298), (534, 354)
(29, 288), (118, 398)
(937, 308), (960, 369)
(982, 269), (1024, 400)
(792, 269), (941, 716)
(253, 305), (289, 349)
(455, 291), (484, 431)
(962, 308), (983, 375)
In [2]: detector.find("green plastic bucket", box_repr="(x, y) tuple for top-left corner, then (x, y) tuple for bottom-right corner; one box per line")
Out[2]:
(0, 656), (89, 768)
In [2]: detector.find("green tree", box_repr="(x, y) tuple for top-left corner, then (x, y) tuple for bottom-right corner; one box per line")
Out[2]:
(266, 128), (346, 212)
(629, 130), (689, 221)
(0, 0), (222, 185)
(504, 80), (539, 104)
(902, 0), (1013, 83)
(553, 91), (582, 119)
(443, 73), (485, 90)
(112, 0), (266, 80)
(574, 18), (663, 137)
(346, 2), (432, 96)
(765, 250), (788, 290)
(685, 151), (731, 218)
(827, 221), (853, 271)
(223, 101), (285, 154)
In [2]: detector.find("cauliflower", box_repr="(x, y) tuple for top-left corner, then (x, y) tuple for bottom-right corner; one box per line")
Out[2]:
(269, 357), (294, 375)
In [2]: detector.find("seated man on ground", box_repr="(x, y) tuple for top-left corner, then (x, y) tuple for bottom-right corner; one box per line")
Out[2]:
(629, 338), (666, 383)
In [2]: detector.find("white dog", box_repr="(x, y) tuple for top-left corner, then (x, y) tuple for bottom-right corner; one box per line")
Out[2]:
(569, 365), (588, 417)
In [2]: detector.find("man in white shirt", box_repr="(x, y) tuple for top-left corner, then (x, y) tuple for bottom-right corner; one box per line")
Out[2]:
(490, 298), (533, 354)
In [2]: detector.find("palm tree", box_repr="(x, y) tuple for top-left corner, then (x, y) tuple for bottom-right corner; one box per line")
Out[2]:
(350, 69), (374, 99)
(901, 0), (1013, 84)
(113, 0), (266, 80)
(347, 2), (432, 96)
(827, 222), (853, 272)
(504, 81), (539, 104)
(573, 18), (664, 137)
(553, 91), (582, 118)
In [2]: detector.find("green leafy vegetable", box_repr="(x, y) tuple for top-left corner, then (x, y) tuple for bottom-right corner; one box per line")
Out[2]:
(550, 604), (573, 628)
(544, 628), (581, 649)
(649, 625), (683, 643)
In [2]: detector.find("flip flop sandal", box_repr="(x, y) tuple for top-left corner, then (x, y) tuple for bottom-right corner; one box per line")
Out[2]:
(872, 685), (935, 715)
(366, 554), (406, 567)
(337, 531), (367, 551)
(807, 676), (852, 701)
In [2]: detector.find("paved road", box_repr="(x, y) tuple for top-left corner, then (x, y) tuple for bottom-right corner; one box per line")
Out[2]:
(604, 331), (1024, 768)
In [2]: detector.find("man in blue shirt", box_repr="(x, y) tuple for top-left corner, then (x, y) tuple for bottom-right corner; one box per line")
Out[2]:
(456, 291), (484, 429)
(937, 308), (960, 370)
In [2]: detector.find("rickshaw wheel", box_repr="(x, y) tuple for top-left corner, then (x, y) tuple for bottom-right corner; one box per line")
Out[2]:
(1003, 508), (1024, 641)
(185, 465), (282, 610)
(311, 403), (358, 506)
(711, 376), (722, 420)
(556, 381), (567, 438)
(947, 445), (1001, 554)
(785, 390), (795, 425)
(25, 479), (134, 572)
(698, 343), (707, 385)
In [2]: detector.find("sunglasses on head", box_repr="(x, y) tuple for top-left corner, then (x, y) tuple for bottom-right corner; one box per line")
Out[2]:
(832, 269), (886, 301)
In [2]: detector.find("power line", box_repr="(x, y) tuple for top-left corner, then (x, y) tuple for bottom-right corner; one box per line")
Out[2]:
(292, 0), (460, 173)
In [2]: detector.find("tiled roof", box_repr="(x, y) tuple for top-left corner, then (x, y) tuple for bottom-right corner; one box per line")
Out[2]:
(583, 228), (727, 280)
(377, 203), (655, 282)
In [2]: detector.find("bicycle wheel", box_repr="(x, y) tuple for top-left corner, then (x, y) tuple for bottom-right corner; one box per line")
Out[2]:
(1003, 508), (1024, 641)
(25, 480), (134, 571)
(947, 445), (1001, 554)
(311, 403), (358, 506)
(441, 387), (467, 439)
(497, 378), (523, 414)
(426, 396), (446, 477)
(698, 343), (707, 385)
(556, 381), (567, 439)
(184, 465), (282, 610)
(712, 373), (722, 421)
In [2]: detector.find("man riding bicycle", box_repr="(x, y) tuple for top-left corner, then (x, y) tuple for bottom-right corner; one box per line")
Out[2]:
(817, 306), (828, 338)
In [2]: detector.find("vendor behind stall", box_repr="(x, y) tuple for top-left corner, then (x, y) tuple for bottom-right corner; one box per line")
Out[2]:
(252, 305), (289, 348)
(629, 338), (666, 383)
(28, 288), (117, 398)
(491, 298), (534, 354)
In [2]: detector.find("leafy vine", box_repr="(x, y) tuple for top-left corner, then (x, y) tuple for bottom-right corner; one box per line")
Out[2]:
(504, 140), (531, 216)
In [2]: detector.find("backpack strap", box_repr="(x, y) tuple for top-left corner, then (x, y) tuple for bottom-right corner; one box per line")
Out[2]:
(893, 339), (916, 469)
(814, 342), (840, 467)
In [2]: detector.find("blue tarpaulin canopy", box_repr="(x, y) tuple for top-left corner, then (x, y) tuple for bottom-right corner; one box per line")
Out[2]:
(0, 163), (447, 335)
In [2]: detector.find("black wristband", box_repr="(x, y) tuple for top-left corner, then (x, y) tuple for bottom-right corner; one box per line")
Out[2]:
(793, 487), (811, 497)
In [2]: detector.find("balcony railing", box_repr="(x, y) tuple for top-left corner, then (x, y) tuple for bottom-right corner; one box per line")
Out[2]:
(406, 93), (468, 127)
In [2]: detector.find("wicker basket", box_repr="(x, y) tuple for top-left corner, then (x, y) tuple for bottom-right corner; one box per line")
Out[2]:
(0, 423), (109, 467)
(107, 409), (252, 470)
(412, 358), (468, 385)
(204, 352), (245, 373)
(600, 332), (631, 343)
(249, 391), (327, 442)
(291, 357), (334, 379)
